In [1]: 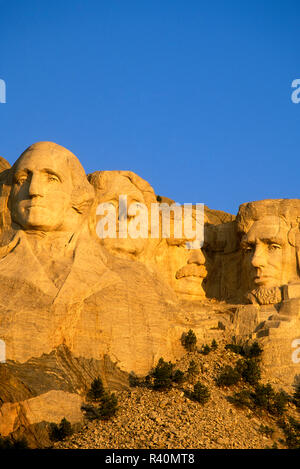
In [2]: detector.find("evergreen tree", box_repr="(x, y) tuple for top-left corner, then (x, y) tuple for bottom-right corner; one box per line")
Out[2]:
(182, 330), (197, 352)
(186, 381), (210, 405)
(151, 358), (175, 390)
(211, 339), (218, 351)
(49, 417), (73, 442)
(87, 377), (105, 401)
(99, 392), (118, 420)
(187, 360), (199, 382)
(293, 382), (300, 408)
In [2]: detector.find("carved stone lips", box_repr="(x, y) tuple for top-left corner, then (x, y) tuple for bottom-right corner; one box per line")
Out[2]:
(254, 274), (271, 282)
(28, 204), (45, 208)
(175, 263), (207, 279)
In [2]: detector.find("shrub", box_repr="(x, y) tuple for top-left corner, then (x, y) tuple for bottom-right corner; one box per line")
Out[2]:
(81, 403), (102, 421)
(181, 330), (197, 352)
(250, 383), (274, 410)
(129, 372), (141, 387)
(225, 341), (263, 359)
(228, 390), (253, 409)
(235, 358), (261, 386)
(191, 381), (210, 404)
(278, 416), (300, 449)
(172, 369), (185, 385)
(133, 358), (187, 390)
(216, 365), (241, 387)
(199, 344), (211, 355)
(49, 418), (73, 442)
(98, 392), (118, 420)
(210, 339), (218, 351)
(151, 358), (175, 390)
(0, 435), (29, 449)
(216, 357), (261, 388)
(225, 343), (244, 355)
(270, 389), (290, 417)
(81, 392), (118, 421)
(228, 383), (289, 417)
(259, 424), (274, 438)
(250, 383), (289, 417)
(187, 360), (199, 382)
(292, 382), (300, 408)
(185, 381), (210, 405)
(246, 341), (263, 358)
(82, 377), (119, 421)
(87, 377), (105, 401)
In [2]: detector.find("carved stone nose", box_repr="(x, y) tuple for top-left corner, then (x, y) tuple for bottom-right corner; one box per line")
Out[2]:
(251, 245), (266, 268)
(28, 174), (43, 197)
(187, 249), (205, 265)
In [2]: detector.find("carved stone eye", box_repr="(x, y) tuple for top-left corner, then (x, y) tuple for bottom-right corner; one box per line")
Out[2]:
(242, 244), (253, 252)
(47, 174), (59, 183)
(16, 177), (28, 185)
(268, 243), (281, 251)
(14, 172), (28, 185)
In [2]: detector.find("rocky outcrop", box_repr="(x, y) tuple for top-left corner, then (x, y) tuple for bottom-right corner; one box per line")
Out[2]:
(0, 142), (299, 448)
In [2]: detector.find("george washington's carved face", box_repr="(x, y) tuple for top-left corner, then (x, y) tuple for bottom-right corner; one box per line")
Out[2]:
(10, 148), (73, 231)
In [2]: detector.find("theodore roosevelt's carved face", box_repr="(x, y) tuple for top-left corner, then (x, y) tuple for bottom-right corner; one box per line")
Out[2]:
(162, 238), (208, 299)
(10, 148), (73, 231)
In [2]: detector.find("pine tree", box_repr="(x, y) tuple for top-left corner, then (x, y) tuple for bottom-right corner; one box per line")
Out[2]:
(211, 339), (218, 351)
(99, 392), (118, 420)
(186, 381), (210, 405)
(151, 358), (175, 390)
(182, 329), (197, 352)
(87, 377), (105, 401)
(187, 360), (199, 383)
(49, 417), (73, 442)
(293, 383), (300, 408)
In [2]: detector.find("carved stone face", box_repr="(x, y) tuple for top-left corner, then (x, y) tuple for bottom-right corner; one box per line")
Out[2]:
(154, 227), (209, 300)
(241, 215), (294, 290)
(10, 149), (73, 231)
(92, 172), (157, 259)
(172, 244), (208, 299)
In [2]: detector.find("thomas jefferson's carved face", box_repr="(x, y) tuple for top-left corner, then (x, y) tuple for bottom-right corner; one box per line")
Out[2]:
(10, 150), (73, 231)
(95, 173), (151, 258)
(241, 216), (293, 289)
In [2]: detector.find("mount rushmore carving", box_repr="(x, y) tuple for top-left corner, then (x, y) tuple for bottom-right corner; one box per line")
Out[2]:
(0, 141), (299, 447)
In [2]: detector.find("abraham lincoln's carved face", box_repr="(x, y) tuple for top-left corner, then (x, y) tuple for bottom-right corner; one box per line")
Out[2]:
(241, 216), (292, 290)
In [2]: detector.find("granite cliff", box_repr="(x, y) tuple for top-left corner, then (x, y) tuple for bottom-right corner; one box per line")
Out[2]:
(0, 142), (299, 448)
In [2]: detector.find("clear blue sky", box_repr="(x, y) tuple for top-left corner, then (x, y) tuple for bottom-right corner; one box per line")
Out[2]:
(0, 0), (299, 215)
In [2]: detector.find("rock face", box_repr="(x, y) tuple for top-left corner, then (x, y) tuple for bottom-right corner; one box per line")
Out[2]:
(0, 156), (10, 173)
(0, 141), (299, 447)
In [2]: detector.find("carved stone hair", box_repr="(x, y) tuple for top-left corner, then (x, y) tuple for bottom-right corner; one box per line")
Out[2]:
(236, 199), (300, 245)
(0, 142), (95, 242)
(87, 170), (157, 207)
(236, 199), (300, 277)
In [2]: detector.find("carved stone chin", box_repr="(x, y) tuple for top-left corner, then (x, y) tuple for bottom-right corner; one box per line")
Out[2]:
(246, 285), (283, 305)
(0, 144), (300, 448)
(237, 199), (300, 303)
